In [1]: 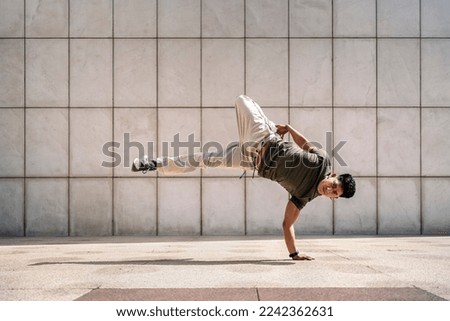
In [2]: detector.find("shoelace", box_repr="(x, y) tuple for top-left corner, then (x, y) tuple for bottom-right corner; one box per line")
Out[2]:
(141, 161), (154, 174)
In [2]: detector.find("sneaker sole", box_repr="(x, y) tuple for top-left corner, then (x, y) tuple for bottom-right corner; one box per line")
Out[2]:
(131, 158), (141, 172)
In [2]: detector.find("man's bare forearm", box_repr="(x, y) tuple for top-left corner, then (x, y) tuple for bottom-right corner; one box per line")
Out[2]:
(283, 224), (297, 254)
(286, 125), (313, 151)
(282, 202), (315, 261)
(282, 201), (300, 254)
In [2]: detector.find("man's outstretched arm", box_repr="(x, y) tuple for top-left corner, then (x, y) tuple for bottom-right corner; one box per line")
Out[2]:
(282, 200), (314, 261)
(276, 124), (316, 152)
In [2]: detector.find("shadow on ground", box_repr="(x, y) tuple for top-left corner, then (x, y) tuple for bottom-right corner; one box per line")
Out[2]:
(30, 258), (295, 267)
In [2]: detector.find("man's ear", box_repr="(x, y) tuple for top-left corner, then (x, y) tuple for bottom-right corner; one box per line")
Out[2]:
(330, 173), (337, 178)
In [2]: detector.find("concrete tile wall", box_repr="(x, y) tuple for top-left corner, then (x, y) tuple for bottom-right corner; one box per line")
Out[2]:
(26, 109), (69, 176)
(26, 0), (68, 37)
(378, 179), (420, 235)
(69, 178), (113, 236)
(25, 178), (68, 236)
(0, 109), (24, 177)
(0, 179), (24, 236)
(290, 39), (332, 106)
(202, 178), (245, 235)
(114, 39), (157, 107)
(334, 0), (376, 37)
(70, 39), (112, 107)
(378, 0), (420, 37)
(26, 39), (68, 107)
(0, 0), (449, 237)
(0, 40), (24, 107)
(247, 39), (288, 105)
(114, 178), (157, 235)
(202, 39), (244, 106)
(114, 0), (156, 37)
(158, 178), (201, 236)
(202, 0), (244, 37)
(334, 39), (376, 106)
(290, 0), (332, 37)
(378, 39), (420, 106)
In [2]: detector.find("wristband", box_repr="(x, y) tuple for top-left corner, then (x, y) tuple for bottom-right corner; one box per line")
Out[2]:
(289, 251), (299, 258)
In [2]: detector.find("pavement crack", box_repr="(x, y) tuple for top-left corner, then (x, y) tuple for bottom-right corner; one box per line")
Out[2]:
(326, 250), (387, 275)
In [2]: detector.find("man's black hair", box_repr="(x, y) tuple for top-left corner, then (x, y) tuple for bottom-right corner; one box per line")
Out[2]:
(338, 174), (356, 198)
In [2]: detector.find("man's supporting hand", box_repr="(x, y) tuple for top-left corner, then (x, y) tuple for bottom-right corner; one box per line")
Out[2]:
(276, 124), (289, 138)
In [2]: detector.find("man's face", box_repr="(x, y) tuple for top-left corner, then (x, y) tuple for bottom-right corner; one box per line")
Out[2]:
(318, 174), (343, 199)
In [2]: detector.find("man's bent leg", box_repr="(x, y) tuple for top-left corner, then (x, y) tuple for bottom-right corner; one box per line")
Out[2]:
(234, 95), (277, 145)
(234, 95), (278, 167)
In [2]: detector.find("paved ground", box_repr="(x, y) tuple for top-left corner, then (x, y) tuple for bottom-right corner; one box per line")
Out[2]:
(0, 236), (449, 301)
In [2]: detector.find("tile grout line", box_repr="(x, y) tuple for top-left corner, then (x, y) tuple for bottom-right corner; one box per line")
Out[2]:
(4, 36), (450, 40)
(112, 0), (115, 236)
(156, 0), (159, 236)
(8, 174), (441, 179)
(419, 0), (423, 235)
(288, 0), (292, 211)
(23, 0), (26, 237)
(375, 0), (379, 235)
(331, 0), (335, 235)
(243, 0), (247, 236)
(68, 0), (71, 236)
(200, 0), (203, 236)
(287, 0), (291, 144)
(16, 105), (429, 109)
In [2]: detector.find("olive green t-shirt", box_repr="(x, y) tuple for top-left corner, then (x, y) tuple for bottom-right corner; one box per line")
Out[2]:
(258, 140), (331, 210)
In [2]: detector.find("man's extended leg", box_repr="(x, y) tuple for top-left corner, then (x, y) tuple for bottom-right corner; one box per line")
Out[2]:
(133, 142), (243, 175)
